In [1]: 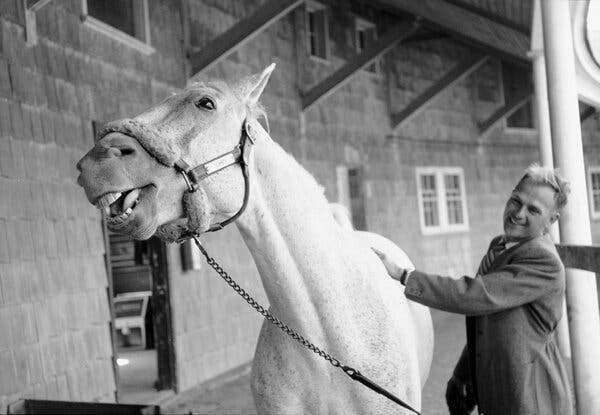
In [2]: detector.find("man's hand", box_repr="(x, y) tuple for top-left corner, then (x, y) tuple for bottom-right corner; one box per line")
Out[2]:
(445, 375), (476, 415)
(371, 248), (410, 284)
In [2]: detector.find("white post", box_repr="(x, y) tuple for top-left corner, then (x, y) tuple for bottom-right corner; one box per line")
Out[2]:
(541, 1), (600, 414)
(530, 0), (571, 359)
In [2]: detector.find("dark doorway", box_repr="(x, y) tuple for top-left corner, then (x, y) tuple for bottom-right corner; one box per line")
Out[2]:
(348, 167), (367, 230)
(101, 223), (176, 403)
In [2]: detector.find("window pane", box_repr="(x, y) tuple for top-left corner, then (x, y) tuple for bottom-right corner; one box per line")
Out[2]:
(308, 9), (327, 58)
(315, 10), (327, 58)
(507, 103), (533, 128)
(592, 172), (600, 190)
(593, 172), (600, 212)
(445, 174), (464, 225)
(421, 174), (436, 191)
(88, 0), (136, 37)
(502, 62), (533, 128)
(357, 30), (366, 52)
(356, 26), (377, 72)
(423, 200), (439, 226)
(420, 174), (439, 227)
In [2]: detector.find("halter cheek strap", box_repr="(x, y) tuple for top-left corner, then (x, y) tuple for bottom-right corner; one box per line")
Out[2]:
(173, 120), (255, 239)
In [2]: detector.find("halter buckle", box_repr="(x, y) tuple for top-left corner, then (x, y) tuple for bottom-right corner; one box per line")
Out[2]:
(179, 171), (197, 193)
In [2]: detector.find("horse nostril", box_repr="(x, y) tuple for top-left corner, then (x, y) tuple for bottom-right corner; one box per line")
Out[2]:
(76, 160), (82, 172)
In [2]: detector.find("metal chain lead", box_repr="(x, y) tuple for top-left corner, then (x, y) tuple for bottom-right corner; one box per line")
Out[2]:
(191, 236), (422, 415)
(192, 236), (342, 368)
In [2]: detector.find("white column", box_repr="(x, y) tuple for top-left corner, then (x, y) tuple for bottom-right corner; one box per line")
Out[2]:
(532, 53), (553, 168)
(530, 0), (570, 358)
(541, 1), (600, 414)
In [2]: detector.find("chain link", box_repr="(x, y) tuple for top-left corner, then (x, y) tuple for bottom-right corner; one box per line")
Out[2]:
(193, 236), (342, 368)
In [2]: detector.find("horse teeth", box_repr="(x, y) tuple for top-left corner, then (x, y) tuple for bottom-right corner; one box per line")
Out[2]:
(103, 207), (110, 216)
(125, 207), (132, 215)
(96, 192), (122, 208)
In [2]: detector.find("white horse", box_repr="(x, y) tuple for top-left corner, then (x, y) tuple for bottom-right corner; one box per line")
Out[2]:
(77, 64), (433, 414)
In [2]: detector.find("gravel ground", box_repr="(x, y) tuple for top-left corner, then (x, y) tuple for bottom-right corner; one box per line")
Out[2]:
(162, 308), (466, 415)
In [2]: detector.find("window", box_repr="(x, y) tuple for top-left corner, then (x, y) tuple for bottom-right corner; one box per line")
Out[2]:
(81, 0), (153, 54)
(416, 167), (469, 234)
(502, 62), (534, 129)
(305, 1), (329, 60)
(588, 167), (600, 219)
(354, 17), (380, 73)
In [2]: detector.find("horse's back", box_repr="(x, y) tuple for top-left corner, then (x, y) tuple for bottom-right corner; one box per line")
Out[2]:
(356, 231), (434, 387)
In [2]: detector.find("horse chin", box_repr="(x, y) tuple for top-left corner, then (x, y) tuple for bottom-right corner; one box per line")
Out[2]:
(154, 218), (191, 242)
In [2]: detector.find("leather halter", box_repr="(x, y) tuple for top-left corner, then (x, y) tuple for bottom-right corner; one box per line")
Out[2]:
(173, 119), (255, 238)
(98, 118), (256, 240)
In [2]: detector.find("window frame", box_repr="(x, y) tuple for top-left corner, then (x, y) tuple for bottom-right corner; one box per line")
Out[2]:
(499, 62), (536, 134)
(416, 167), (470, 235)
(587, 166), (600, 220)
(305, 0), (330, 63)
(80, 0), (154, 55)
(354, 16), (381, 75)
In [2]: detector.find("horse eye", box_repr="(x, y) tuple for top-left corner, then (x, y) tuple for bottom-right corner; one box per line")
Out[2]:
(196, 97), (216, 110)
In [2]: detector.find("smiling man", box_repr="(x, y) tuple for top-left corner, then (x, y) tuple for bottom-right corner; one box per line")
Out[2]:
(375, 164), (573, 415)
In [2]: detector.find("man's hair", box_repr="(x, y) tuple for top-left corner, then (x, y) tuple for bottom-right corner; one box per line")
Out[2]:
(515, 163), (571, 210)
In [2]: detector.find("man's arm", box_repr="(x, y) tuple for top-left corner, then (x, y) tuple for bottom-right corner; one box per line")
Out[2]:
(404, 246), (563, 315)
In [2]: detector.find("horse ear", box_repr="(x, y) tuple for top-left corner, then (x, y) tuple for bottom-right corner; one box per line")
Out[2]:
(243, 63), (276, 106)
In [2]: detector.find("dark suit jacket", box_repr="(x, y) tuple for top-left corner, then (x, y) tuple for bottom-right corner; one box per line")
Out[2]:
(405, 234), (572, 415)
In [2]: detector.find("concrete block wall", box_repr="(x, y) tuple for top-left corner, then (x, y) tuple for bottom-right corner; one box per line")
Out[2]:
(2, 0), (599, 404)
(167, 228), (265, 391)
(177, 0), (600, 393)
(0, 0), (186, 410)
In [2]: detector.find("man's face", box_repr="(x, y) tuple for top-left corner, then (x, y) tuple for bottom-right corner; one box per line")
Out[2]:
(503, 180), (559, 241)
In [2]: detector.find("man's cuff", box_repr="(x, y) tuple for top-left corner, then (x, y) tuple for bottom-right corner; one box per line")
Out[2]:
(401, 269), (413, 285)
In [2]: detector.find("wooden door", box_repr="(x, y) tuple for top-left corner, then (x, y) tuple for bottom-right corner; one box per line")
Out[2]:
(148, 239), (176, 390)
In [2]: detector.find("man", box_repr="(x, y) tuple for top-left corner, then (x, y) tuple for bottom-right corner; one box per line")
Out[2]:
(375, 164), (573, 415)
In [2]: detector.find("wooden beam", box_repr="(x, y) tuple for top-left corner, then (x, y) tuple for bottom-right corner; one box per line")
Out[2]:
(372, 0), (530, 66)
(302, 22), (419, 111)
(556, 244), (600, 274)
(392, 52), (488, 130)
(404, 30), (448, 44)
(478, 89), (533, 134)
(443, 0), (530, 35)
(26, 0), (52, 12)
(19, 0), (53, 46)
(580, 106), (596, 122)
(189, 0), (303, 76)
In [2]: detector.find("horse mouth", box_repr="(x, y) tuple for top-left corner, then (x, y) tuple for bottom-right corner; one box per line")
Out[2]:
(94, 185), (156, 232)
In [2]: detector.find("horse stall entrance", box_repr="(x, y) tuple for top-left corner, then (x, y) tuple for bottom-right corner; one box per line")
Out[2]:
(102, 223), (175, 403)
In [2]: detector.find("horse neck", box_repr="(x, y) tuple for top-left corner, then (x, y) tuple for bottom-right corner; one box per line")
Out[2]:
(235, 138), (360, 327)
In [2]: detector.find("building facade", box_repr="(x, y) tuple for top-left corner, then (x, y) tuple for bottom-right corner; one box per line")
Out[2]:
(0, 0), (598, 410)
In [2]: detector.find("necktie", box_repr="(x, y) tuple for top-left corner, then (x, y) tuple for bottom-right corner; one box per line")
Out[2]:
(477, 237), (507, 276)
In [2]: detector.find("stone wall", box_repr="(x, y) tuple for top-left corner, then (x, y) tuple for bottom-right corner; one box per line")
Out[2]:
(0, 0), (186, 410)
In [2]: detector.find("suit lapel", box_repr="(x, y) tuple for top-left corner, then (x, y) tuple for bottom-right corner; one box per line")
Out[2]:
(489, 235), (537, 270)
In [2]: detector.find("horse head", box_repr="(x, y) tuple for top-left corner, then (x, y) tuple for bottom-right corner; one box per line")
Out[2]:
(76, 64), (275, 240)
